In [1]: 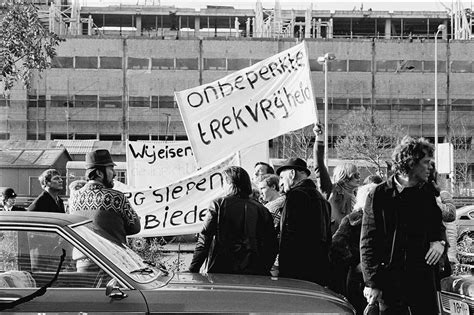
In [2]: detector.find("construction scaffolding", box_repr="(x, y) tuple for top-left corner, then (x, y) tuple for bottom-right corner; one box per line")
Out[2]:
(253, 0), (332, 39)
(452, 0), (473, 40)
(48, 0), (95, 36)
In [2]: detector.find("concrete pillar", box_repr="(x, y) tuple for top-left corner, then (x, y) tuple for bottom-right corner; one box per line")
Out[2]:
(235, 17), (240, 37)
(328, 18), (333, 39)
(316, 18), (322, 38)
(88, 15), (93, 36)
(194, 16), (200, 37)
(135, 15), (142, 36)
(385, 19), (391, 39)
(252, 17), (256, 37)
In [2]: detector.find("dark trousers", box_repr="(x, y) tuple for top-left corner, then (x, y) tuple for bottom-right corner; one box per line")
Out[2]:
(381, 267), (439, 315)
(346, 266), (367, 315)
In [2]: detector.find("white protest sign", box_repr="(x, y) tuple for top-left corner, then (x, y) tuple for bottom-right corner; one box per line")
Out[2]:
(126, 141), (197, 188)
(122, 153), (239, 237)
(239, 141), (269, 179)
(436, 142), (454, 174)
(175, 41), (317, 168)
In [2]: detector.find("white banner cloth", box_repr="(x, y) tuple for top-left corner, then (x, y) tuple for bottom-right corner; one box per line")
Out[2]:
(175, 41), (317, 168)
(126, 141), (197, 188)
(122, 153), (239, 237)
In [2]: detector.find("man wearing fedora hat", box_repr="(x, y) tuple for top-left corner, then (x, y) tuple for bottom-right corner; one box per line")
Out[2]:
(277, 157), (332, 285)
(69, 149), (140, 246)
(1, 188), (25, 211)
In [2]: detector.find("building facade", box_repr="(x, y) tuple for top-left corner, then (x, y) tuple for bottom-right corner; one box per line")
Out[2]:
(0, 3), (472, 184)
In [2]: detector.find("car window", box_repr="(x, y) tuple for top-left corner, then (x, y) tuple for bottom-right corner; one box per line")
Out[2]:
(0, 229), (111, 288)
(73, 223), (163, 283)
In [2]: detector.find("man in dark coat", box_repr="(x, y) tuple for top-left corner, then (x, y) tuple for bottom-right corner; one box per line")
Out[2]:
(277, 157), (332, 285)
(28, 169), (65, 213)
(360, 136), (446, 314)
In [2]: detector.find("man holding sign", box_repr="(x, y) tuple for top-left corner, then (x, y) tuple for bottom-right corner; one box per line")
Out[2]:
(175, 42), (317, 168)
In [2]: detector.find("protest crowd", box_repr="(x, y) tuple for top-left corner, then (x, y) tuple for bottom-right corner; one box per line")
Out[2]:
(0, 43), (461, 315)
(0, 123), (457, 315)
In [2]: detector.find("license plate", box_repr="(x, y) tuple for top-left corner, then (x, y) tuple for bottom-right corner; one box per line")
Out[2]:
(449, 299), (470, 315)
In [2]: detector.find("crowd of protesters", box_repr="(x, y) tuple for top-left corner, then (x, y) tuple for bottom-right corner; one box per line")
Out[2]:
(188, 124), (456, 315)
(0, 123), (458, 314)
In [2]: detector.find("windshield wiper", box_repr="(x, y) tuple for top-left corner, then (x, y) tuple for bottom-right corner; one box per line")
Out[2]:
(130, 267), (154, 274)
(143, 260), (169, 276)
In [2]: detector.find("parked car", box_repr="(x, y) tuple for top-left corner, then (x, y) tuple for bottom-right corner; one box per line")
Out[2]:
(0, 212), (355, 313)
(439, 217), (474, 315)
(458, 205), (474, 221)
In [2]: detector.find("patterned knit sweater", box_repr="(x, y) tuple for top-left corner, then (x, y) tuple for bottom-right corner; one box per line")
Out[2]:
(264, 195), (285, 230)
(69, 181), (141, 245)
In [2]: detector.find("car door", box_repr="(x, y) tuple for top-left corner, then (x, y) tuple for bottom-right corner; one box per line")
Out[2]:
(0, 227), (148, 314)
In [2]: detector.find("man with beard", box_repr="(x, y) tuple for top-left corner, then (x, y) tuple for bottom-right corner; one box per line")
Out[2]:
(277, 158), (332, 285)
(69, 149), (140, 246)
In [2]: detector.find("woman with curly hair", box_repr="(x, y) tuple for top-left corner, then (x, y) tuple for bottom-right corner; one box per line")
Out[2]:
(329, 163), (361, 235)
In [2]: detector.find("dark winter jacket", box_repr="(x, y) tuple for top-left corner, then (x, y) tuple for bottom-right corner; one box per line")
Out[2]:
(189, 195), (278, 275)
(314, 140), (333, 198)
(331, 209), (363, 268)
(0, 205), (26, 211)
(27, 191), (65, 213)
(279, 179), (332, 285)
(360, 175), (445, 290)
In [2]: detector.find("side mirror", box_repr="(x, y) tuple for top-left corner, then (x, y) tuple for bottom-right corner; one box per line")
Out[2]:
(105, 278), (128, 300)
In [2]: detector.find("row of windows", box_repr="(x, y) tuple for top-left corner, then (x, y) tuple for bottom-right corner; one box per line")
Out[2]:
(26, 133), (187, 141)
(52, 56), (474, 73)
(319, 97), (474, 111)
(23, 95), (474, 111)
(26, 95), (176, 109)
(272, 135), (472, 150)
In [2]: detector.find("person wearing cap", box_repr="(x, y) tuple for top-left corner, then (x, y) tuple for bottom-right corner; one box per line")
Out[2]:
(277, 157), (332, 285)
(27, 169), (65, 213)
(69, 149), (140, 246)
(1, 188), (25, 211)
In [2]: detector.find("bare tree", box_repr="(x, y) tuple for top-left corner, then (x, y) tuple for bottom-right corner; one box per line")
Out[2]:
(449, 118), (473, 197)
(1, 0), (63, 91)
(279, 126), (314, 161)
(335, 107), (405, 175)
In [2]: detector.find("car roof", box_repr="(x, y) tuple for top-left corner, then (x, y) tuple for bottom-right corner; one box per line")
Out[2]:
(0, 211), (90, 227)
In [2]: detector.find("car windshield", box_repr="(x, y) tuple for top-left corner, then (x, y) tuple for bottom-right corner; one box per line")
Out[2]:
(72, 222), (172, 285)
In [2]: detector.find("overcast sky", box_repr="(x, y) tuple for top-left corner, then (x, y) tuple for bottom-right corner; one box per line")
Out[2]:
(80, 0), (472, 12)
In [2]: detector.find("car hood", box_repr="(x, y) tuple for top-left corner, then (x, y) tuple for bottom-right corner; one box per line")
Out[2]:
(457, 206), (474, 220)
(141, 273), (354, 313)
(442, 275), (474, 298)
